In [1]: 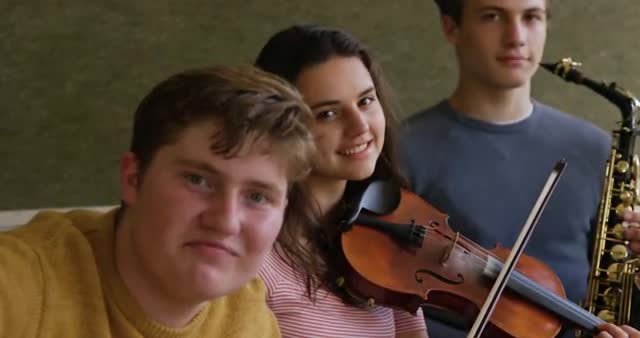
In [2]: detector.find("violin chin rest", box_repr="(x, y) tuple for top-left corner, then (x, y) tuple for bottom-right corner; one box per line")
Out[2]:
(359, 180), (401, 214)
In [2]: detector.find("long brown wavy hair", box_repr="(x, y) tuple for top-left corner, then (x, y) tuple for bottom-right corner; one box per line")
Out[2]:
(255, 25), (407, 305)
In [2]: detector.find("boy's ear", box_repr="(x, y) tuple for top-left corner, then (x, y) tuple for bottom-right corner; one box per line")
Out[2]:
(120, 152), (141, 206)
(441, 15), (459, 44)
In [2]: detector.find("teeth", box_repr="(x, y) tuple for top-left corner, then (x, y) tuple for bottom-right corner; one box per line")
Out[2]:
(340, 142), (368, 156)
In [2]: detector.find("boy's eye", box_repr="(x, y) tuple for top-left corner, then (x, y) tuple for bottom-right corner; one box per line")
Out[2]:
(248, 191), (269, 204)
(481, 12), (500, 21)
(185, 174), (210, 189)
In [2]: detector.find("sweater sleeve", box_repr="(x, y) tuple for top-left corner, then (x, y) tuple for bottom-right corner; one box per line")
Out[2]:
(0, 232), (44, 338)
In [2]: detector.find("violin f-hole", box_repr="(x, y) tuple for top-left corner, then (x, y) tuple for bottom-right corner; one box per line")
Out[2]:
(414, 269), (464, 285)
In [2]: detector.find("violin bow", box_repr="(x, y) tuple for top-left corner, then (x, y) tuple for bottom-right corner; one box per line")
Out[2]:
(467, 160), (567, 338)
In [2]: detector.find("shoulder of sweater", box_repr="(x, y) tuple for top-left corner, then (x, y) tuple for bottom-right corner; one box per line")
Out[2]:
(400, 102), (453, 146)
(404, 101), (450, 128)
(5, 209), (110, 248)
(534, 102), (612, 155)
(0, 214), (87, 334)
(535, 102), (609, 139)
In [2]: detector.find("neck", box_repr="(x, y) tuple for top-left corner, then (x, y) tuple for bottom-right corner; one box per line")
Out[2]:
(115, 212), (205, 328)
(304, 174), (348, 218)
(449, 80), (533, 123)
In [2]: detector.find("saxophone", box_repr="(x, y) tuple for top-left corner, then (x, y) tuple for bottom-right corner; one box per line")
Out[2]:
(540, 58), (640, 330)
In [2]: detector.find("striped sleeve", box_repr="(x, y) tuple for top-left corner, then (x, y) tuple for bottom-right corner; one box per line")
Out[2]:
(257, 248), (281, 299)
(394, 307), (428, 334)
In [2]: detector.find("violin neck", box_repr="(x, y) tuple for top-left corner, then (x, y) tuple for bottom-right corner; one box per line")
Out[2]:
(483, 257), (604, 333)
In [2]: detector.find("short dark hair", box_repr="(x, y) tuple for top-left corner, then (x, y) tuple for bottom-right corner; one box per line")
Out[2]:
(433, 0), (551, 24)
(433, 0), (465, 24)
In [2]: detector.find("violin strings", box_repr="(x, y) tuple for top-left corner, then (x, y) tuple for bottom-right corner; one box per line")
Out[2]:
(402, 228), (603, 328)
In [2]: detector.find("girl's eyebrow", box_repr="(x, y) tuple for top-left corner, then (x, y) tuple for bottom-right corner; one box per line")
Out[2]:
(309, 86), (375, 110)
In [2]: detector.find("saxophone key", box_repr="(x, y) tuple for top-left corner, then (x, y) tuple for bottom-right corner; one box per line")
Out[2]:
(597, 309), (617, 323)
(607, 244), (630, 261)
(618, 190), (634, 203)
(608, 223), (626, 240)
(601, 286), (623, 307)
(606, 263), (623, 281)
(616, 160), (630, 174)
(613, 203), (633, 216)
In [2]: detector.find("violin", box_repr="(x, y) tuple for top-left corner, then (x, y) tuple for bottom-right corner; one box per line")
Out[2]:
(336, 180), (604, 338)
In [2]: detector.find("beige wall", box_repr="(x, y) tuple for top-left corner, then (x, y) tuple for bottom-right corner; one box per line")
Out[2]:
(2, 0), (639, 210)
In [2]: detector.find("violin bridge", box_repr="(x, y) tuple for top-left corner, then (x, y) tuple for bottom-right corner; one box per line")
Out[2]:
(440, 232), (460, 265)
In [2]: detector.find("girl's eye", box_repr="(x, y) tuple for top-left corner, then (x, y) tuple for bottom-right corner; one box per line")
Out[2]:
(359, 96), (375, 107)
(316, 109), (338, 120)
(525, 13), (543, 22)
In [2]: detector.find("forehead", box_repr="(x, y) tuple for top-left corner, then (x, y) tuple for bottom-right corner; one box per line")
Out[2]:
(168, 121), (260, 155)
(295, 56), (374, 104)
(463, 0), (547, 12)
(160, 122), (289, 184)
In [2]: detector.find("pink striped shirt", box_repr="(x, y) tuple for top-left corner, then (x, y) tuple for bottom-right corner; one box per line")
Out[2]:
(258, 248), (427, 338)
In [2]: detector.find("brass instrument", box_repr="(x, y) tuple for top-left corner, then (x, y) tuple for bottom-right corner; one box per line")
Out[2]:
(540, 58), (640, 331)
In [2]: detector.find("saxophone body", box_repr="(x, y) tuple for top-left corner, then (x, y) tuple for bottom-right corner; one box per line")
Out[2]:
(541, 58), (640, 331)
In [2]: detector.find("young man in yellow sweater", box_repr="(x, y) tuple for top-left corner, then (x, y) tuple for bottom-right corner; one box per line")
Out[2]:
(0, 65), (316, 337)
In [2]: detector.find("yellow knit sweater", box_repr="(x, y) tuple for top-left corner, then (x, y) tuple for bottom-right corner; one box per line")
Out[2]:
(0, 209), (280, 338)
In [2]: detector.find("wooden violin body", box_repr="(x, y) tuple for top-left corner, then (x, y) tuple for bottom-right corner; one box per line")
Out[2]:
(338, 182), (601, 338)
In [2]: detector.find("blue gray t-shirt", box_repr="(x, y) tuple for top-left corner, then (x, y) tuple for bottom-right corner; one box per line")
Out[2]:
(400, 100), (611, 338)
